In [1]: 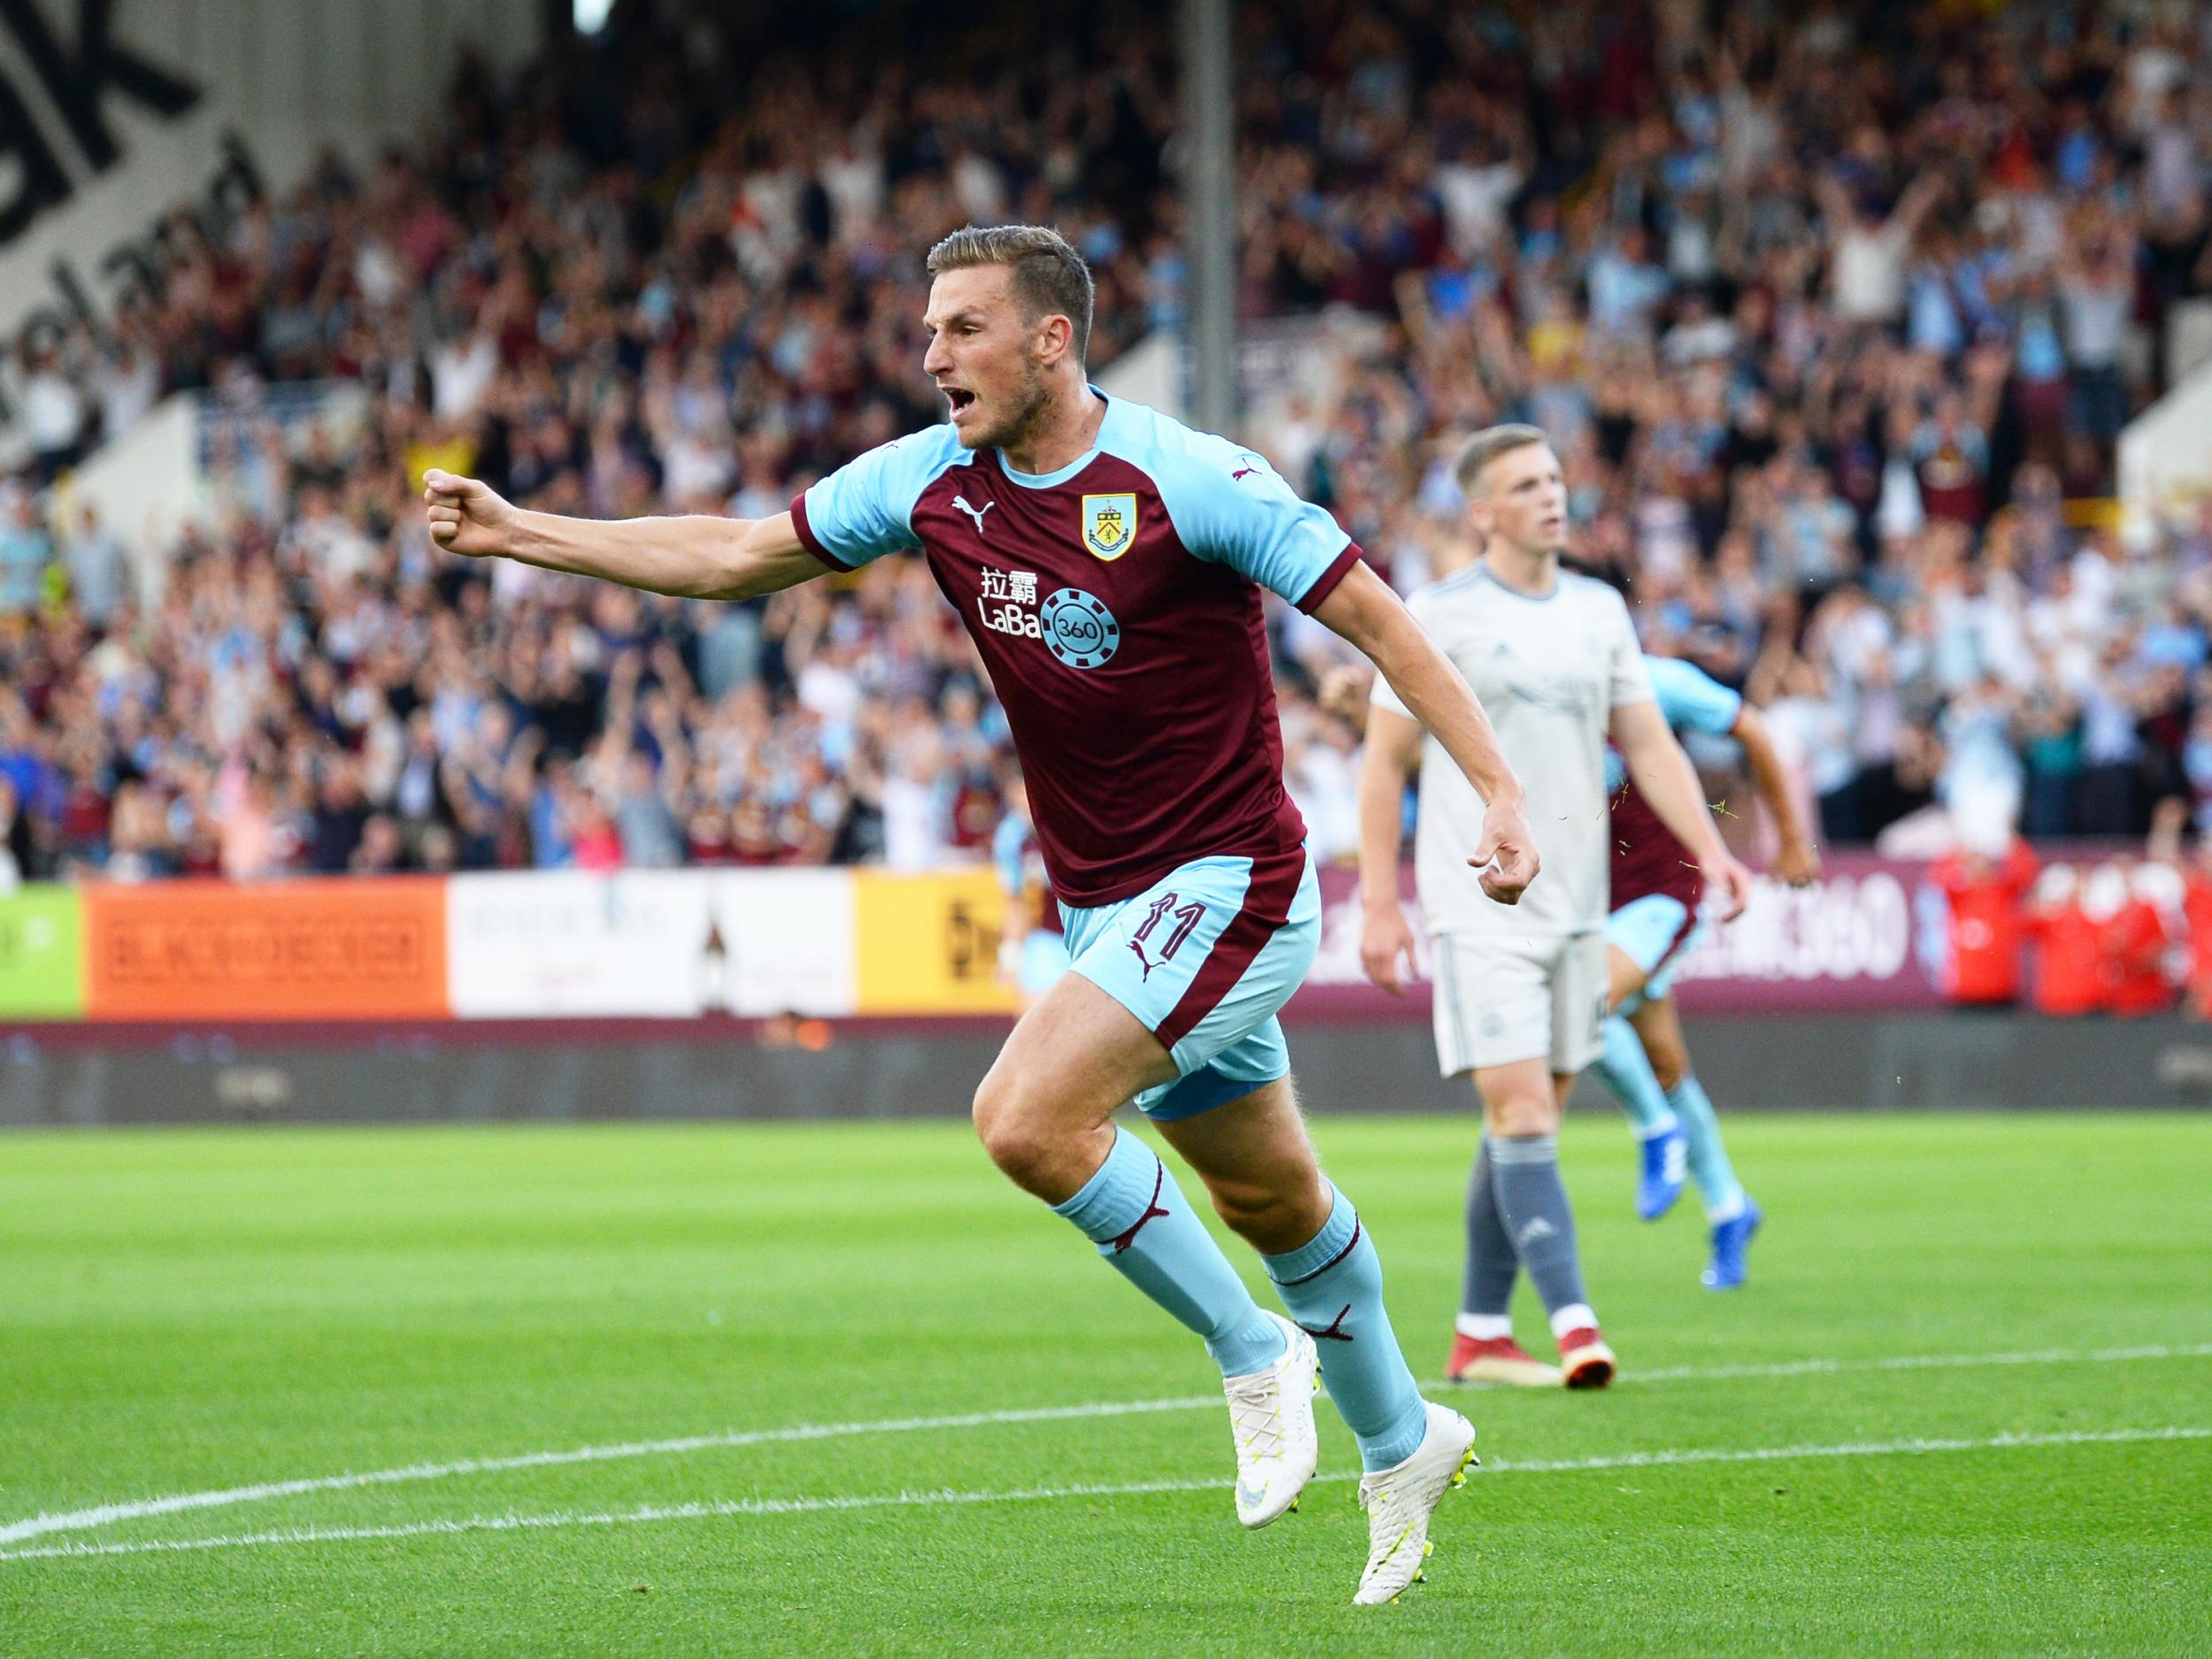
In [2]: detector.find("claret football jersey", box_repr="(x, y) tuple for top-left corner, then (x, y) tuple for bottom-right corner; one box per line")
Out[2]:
(791, 393), (1363, 906)
(1608, 655), (1744, 909)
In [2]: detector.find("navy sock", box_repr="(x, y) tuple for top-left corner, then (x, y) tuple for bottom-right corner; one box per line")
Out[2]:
(1461, 1138), (1517, 1319)
(1489, 1133), (1591, 1320)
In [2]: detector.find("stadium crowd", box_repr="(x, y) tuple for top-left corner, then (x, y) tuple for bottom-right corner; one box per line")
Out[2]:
(1, 0), (2209, 892)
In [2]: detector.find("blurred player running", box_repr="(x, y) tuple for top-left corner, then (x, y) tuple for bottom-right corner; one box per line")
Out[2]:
(991, 774), (1071, 1009)
(426, 225), (1539, 1604)
(1595, 652), (1820, 1288)
(1356, 426), (1752, 1390)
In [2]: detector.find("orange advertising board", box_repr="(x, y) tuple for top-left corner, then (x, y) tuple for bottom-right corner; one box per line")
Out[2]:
(83, 879), (449, 1021)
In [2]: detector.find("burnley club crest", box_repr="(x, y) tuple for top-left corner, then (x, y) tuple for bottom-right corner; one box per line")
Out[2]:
(1080, 493), (1137, 561)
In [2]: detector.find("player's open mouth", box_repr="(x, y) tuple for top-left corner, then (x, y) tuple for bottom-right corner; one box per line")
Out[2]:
(944, 388), (977, 419)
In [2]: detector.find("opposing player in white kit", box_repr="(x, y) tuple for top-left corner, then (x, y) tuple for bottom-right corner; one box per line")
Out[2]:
(1357, 426), (1753, 1387)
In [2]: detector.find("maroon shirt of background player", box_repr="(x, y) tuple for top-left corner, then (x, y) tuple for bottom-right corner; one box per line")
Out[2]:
(1608, 655), (1747, 912)
(1612, 778), (1704, 909)
(790, 394), (1361, 908)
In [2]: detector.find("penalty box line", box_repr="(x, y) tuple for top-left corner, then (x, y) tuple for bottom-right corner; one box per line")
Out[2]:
(3, 1425), (2206, 1564)
(3, 1340), (2207, 1550)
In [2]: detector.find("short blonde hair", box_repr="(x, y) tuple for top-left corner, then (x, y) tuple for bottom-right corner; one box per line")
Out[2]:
(1454, 423), (1551, 496)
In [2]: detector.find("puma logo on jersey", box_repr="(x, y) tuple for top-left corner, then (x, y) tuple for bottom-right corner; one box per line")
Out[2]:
(953, 495), (994, 534)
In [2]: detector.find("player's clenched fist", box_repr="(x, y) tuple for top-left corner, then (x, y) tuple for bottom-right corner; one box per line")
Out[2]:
(423, 470), (517, 559)
(1471, 795), (1540, 905)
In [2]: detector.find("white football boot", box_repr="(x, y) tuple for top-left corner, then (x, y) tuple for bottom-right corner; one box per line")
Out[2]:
(1222, 1311), (1320, 1529)
(1353, 1401), (1479, 1605)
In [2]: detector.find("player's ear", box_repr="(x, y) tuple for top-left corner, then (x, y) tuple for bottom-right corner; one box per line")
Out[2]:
(1033, 312), (1072, 370)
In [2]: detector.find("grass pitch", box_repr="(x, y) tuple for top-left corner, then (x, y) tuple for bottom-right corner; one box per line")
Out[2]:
(1, 1110), (2207, 1657)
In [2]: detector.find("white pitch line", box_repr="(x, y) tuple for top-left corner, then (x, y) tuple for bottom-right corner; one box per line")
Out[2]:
(4, 1340), (2206, 1549)
(1624, 1340), (2212, 1385)
(3, 1425), (2202, 1565)
(0, 1395), (1219, 1548)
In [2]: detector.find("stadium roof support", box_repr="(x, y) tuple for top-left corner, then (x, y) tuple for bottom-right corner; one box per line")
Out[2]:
(1180, 0), (1237, 433)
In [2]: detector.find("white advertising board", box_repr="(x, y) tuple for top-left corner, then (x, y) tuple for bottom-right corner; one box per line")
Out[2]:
(447, 870), (857, 1020)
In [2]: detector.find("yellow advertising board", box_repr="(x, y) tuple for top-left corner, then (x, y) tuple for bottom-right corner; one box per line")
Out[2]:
(852, 870), (1021, 1016)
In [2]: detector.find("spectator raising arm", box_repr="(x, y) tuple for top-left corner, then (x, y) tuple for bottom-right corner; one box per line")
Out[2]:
(424, 471), (831, 601)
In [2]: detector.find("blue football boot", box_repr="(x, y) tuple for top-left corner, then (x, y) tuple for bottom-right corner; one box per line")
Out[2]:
(1635, 1125), (1687, 1220)
(1702, 1200), (1763, 1290)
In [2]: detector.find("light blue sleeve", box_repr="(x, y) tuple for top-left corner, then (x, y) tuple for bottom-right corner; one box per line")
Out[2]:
(1143, 424), (1357, 609)
(794, 426), (964, 570)
(1646, 656), (1743, 736)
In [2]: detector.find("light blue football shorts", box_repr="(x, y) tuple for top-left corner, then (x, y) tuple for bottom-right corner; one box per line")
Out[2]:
(1061, 845), (1320, 1122)
(1608, 892), (1709, 1010)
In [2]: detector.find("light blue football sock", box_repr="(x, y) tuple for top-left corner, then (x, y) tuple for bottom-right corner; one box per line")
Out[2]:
(1594, 1014), (1680, 1140)
(1264, 1184), (1429, 1472)
(1051, 1126), (1286, 1379)
(1665, 1075), (1747, 1221)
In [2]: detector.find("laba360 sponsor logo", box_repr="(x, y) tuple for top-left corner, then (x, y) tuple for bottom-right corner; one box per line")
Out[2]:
(974, 569), (1121, 669)
(1678, 872), (1916, 983)
(976, 567), (1043, 639)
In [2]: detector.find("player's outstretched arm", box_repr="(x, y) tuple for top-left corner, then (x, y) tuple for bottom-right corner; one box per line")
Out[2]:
(1315, 562), (1538, 905)
(1731, 703), (1821, 885)
(1611, 699), (1755, 919)
(1356, 704), (1423, 993)
(423, 471), (829, 601)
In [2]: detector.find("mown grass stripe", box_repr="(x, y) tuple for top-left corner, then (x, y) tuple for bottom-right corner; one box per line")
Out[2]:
(5, 1340), (2205, 1548)
(4, 1425), (2201, 1564)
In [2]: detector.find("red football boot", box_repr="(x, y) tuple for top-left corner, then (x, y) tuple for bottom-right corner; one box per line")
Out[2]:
(1555, 1325), (1617, 1389)
(1444, 1332), (1563, 1387)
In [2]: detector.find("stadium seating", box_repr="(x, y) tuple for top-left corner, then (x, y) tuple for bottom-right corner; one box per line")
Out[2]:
(0, 0), (2205, 888)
